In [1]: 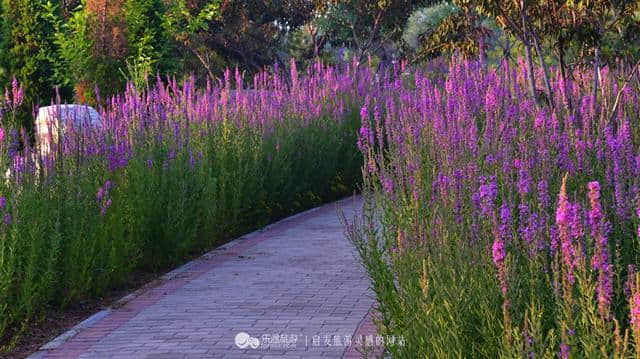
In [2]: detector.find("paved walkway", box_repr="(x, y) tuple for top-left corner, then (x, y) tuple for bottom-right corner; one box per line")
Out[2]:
(30, 196), (377, 359)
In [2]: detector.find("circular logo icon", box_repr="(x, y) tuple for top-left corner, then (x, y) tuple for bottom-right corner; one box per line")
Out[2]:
(235, 332), (260, 349)
(235, 332), (251, 349)
(248, 336), (260, 349)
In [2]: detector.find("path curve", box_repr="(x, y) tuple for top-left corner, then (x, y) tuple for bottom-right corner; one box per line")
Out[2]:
(29, 196), (376, 359)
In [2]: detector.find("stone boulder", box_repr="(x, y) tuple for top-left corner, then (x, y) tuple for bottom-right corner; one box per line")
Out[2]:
(35, 105), (102, 155)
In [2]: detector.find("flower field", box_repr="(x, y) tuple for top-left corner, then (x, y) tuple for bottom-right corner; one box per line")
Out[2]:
(0, 0), (637, 355)
(351, 58), (640, 357)
(0, 61), (366, 347)
(3, 53), (640, 356)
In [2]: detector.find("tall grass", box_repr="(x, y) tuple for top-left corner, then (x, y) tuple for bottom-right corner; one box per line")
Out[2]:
(0, 60), (367, 348)
(351, 58), (640, 357)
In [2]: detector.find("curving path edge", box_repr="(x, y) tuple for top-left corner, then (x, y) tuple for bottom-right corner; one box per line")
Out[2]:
(28, 196), (378, 359)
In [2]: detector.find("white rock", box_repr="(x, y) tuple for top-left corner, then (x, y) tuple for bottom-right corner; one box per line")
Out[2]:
(35, 105), (102, 156)
(3, 105), (101, 185)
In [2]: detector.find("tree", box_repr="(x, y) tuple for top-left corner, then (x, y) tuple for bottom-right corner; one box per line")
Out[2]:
(403, 2), (460, 51)
(453, 0), (549, 106)
(123, 0), (172, 87)
(205, 0), (315, 70)
(50, 0), (176, 103)
(0, 0), (67, 128)
(60, 0), (130, 103)
(162, 0), (316, 76)
(286, 21), (328, 62)
(316, 0), (420, 61)
(453, 0), (640, 112)
(162, 0), (223, 81)
(403, 1), (496, 63)
(285, 0), (325, 60)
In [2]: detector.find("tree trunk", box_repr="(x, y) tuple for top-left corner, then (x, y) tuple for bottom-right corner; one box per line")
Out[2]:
(608, 59), (640, 125)
(189, 46), (215, 81)
(531, 29), (554, 109)
(592, 47), (601, 119)
(520, 7), (539, 106)
(478, 31), (486, 69)
(472, 10), (485, 69)
(503, 35), (511, 60)
(558, 45), (573, 114)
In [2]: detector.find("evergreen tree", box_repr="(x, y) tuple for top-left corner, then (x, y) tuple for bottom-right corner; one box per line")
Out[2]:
(123, 0), (173, 87)
(0, 0), (67, 128)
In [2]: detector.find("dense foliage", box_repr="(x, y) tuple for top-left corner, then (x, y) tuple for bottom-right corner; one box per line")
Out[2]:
(0, 0), (64, 128)
(0, 0), (319, 120)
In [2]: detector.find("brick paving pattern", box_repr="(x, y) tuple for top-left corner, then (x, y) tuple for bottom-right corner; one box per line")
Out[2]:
(31, 196), (377, 359)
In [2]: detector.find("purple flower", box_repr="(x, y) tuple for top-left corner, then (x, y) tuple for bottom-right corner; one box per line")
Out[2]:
(518, 203), (536, 254)
(484, 83), (498, 114)
(631, 287), (640, 333)
(492, 236), (508, 296)
(100, 198), (112, 217)
(360, 104), (368, 121)
(534, 110), (546, 130)
(538, 180), (549, 210)
(96, 187), (105, 202)
(8, 129), (18, 158)
(478, 176), (498, 218)
(559, 343), (570, 359)
(3, 213), (11, 226)
(0, 196), (5, 210)
(471, 191), (481, 211)
(11, 77), (23, 108)
(569, 203), (583, 240)
(357, 126), (372, 151)
(626, 265), (636, 297)
(492, 237), (506, 266)
(588, 182), (604, 269)
(173, 122), (180, 138)
(382, 175), (395, 198)
(517, 163), (530, 197)
(556, 180), (569, 228)
(499, 203), (511, 243)
(588, 181), (613, 318)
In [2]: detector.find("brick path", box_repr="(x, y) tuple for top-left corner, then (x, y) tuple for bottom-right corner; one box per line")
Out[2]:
(29, 196), (379, 359)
